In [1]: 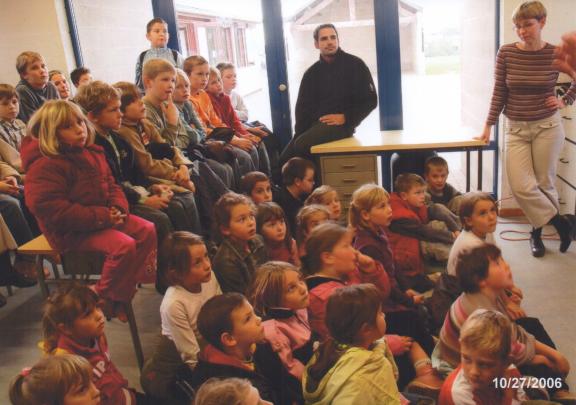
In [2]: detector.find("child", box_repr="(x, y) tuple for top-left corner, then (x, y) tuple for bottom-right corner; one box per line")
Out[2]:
(295, 204), (330, 258)
(193, 378), (273, 405)
(435, 244), (573, 403)
(141, 231), (221, 402)
(22, 100), (157, 317)
(42, 284), (146, 404)
(248, 261), (313, 404)
(135, 17), (184, 93)
(70, 67), (93, 89)
(212, 192), (268, 294)
(349, 184), (435, 354)
(0, 84), (26, 171)
(439, 309), (537, 405)
(388, 173), (456, 292)
(216, 62), (248, 121)
(305, 184), (342, 221)
(278, 157), (315, 236)
(241, 171), (273, 205)
(187, 293), (280, 403)
(424, 156), (463, 214)
(256, 203), (300, 266)
(49, 70), (71, 100)
(9, 354), (100, 405)
(14, 51), (59, 122)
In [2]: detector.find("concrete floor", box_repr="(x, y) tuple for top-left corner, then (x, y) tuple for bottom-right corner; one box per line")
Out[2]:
(0, 219), (574, 403)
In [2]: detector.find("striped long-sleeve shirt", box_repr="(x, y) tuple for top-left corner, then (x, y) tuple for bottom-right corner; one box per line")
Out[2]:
(486, 43), (576, 126)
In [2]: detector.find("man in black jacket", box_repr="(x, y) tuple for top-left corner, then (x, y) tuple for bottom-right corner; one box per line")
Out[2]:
(280, 23), (377, 165)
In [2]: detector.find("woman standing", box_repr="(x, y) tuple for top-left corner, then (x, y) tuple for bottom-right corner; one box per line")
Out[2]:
(479, 1), (576, 257)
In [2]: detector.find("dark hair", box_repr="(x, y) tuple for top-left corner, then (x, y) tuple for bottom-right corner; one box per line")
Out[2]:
(281, 157), (315, 186)
(113, 81), (141, 112)
(213, 192), (255, 242)
(424, 156), (449, 175)
(456, 244), (502, 293)
(74, 80), (120, 117)
(240, 171), (270, 196)
(302, 222), (347, 276)
(459, 192), (497, 231)
(306, 284), (381, 390)
(0, 83), (18, 101)
(158, 231), (206, 287)
(394, 173), (426, 193)
(70, 67), (91, 87)
(147, 17), (168, 33)
(197, 293), (247, 351)
(42, 283), (99, 353)
(256, 202), (292, 249)
(247, 261), (300, 317)
(313, 23), (338, 41)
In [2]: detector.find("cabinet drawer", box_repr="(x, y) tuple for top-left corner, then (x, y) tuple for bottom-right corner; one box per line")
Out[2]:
(557, 140), (576, 187)
(321, 155), (376, 173)
(324, 171), (377, 188)
(557, 178), (576, 215)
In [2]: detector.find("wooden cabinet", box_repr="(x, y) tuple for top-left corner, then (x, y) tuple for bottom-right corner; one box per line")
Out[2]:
(558, 103), (576, 215)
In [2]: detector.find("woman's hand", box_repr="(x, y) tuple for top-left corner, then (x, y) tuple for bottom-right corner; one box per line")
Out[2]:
(554, 32), (576, 79)
(474, 125), (492, 143)
(545, 96), (566, 110)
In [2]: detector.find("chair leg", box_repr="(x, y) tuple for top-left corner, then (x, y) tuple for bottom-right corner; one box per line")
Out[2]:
(36, 255), (49, 298)
(6, 285), (13, 296)
(124, 302), (144, 370)
(51, 261), (60, 280)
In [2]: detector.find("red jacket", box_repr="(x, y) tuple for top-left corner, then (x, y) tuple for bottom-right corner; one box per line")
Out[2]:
(386, 192), (428, 277)
(21, 136), (128, 251)
(208, 92), (249, 136)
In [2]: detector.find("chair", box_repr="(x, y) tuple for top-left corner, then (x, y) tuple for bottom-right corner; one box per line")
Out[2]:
(17, 235), (145, 369)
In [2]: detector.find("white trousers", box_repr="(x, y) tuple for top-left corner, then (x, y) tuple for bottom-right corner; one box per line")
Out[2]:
(505, 111), (564, 228)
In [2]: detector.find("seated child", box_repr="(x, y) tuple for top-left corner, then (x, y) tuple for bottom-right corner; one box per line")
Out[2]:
(256, 203), (300, 266)
(439, 309), (547, 405)
(241, 171), (273, 205)
(212, 193), (268, 294)
(388, 173), (456, 292)
(49, 70), (71, 100)
(435, 244), (573, 403)
(9, 354), (100, 405)
(0, 83), (26, 172)
(42, 284), (148, 404)
(193, 377), (272, 405)
(278, 157), (315, 236)
(304, 184), (342, 222)
(424, 156), (463, 214)
(142, 231), (221, 402)
(248, 261), (314, 404)
(187, 293), (280, 403)
(295, 204), (331, 259)
(15, 51), (59, 122)
(70, 67), (93, 89)
(23, 100), (157, 317)
(135, 17), (184, 93)
(216, 62), (248, 122)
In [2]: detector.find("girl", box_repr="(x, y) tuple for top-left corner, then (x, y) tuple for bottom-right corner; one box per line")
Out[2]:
(305, 185), (342, 221)
(22, 100), (157, 319)
(193, 378), (273, 405)
(42, 284), (144, 405)
(9, 354), (100, 405)
(142, 231), (221, 402)
(295, 204), (330, 258)
(256, 202), (300, 266)
(212, 192), (268, 294)
(248, 261), (313, 404)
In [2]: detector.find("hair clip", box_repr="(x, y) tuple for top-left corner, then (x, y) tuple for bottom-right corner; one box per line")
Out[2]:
(20, 367), (31, 377)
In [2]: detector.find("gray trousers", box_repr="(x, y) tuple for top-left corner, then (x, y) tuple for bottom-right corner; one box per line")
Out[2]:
(505, 112), (564, 228)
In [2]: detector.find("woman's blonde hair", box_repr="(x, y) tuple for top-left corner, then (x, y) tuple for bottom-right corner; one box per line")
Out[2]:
(512, 1), (546, 24)
(460, 309), (512, 362)
(193, 378), (253, 405)
(348, 183), (389, 230)
(27, 100), (95, 158)
(247, 261), (300, 317)
(9, 354), (93, 405)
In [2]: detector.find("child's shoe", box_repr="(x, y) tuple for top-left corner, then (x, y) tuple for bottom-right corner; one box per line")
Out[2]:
(405, 361), (443, 400)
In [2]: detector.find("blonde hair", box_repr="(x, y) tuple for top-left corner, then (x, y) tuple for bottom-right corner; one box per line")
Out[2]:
(9, 354), (93, 405)
(193, 378), (253, 405)
(16, 51), (43, 77)
(460, 309), (512, 361)
(296, 204), (331, 244)
(348, 183), (390, 230)
(142, 58), (176, 81)
(305, 185), (338, 206)
(248, 261), (300, 317)
(27, 100), (95, 158)
(175, 67), (189, 84)
(209, 66), (221, 80)
(74, 80), (120, 116)
(183, 55), (209, 76)
(512, 1), (546, 23)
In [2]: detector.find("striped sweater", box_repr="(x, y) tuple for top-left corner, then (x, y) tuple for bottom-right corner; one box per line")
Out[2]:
(486, 43), (576, 126)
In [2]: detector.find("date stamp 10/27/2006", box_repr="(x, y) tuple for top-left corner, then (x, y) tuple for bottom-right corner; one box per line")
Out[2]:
(493, 377), (563, 390)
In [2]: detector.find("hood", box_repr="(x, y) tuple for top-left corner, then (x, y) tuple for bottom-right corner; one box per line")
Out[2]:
(199, 344), (254, 371)
(390, 192), (427, 222)
(20, 136), (43, 172)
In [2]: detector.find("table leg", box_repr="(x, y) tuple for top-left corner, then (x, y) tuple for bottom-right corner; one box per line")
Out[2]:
(380, 151), (392, 190)
(36, 254), (49, 298)
(466, 150), (471, 192)
(478, 148), (483, 191)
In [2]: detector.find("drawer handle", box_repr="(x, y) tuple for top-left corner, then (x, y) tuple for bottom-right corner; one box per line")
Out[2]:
(559, 158), (569, 164)
(341, 164), (357, 169)
(342, 179), (357, 183)
(343, 193), (353, 197)
(562, 116), (572, 120)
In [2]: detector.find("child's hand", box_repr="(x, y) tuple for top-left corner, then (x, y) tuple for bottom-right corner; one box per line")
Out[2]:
(504, 300), (526, 320)
(231, 136), (253, 152)
(356, 252), (377, 273)
(182, 180), (195, 193)
(161, 95), (180, 126)
(150, 184), (174, 200)
(386, 335), (413, 355)
(405, 289), (425, 304)
(247, 134), (261, 144)
(173, 165), (190, 184)
(530, 354), (554, 369)
(548, 351), (571, 377)
(109, 206), (126, 225)
(247, 126), (267, 137)
(452, 230), (460, 239)
(144, 195), (170, 209)
(4, 176), (18, 187)
(0, 180), (19, 196)
(509, 285), (523, 300)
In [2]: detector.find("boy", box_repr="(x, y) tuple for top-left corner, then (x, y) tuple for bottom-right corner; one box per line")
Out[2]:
(0, 84), (26, 172)
(240, 171), (273, 204)
(14, 51), (59, 122)
(49, 70), (71, 100)
(424, 156), (463, 215)
(135, 17), (184, 93)
(436, 244), (574, 403)
(387, 173), (456, 292)
(216, 62), (248, 121)
(189, 293), (279, 403)
(439, 309), (536, 404)
(70, 67), (93, 89)
(278, 157), (315, 236)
